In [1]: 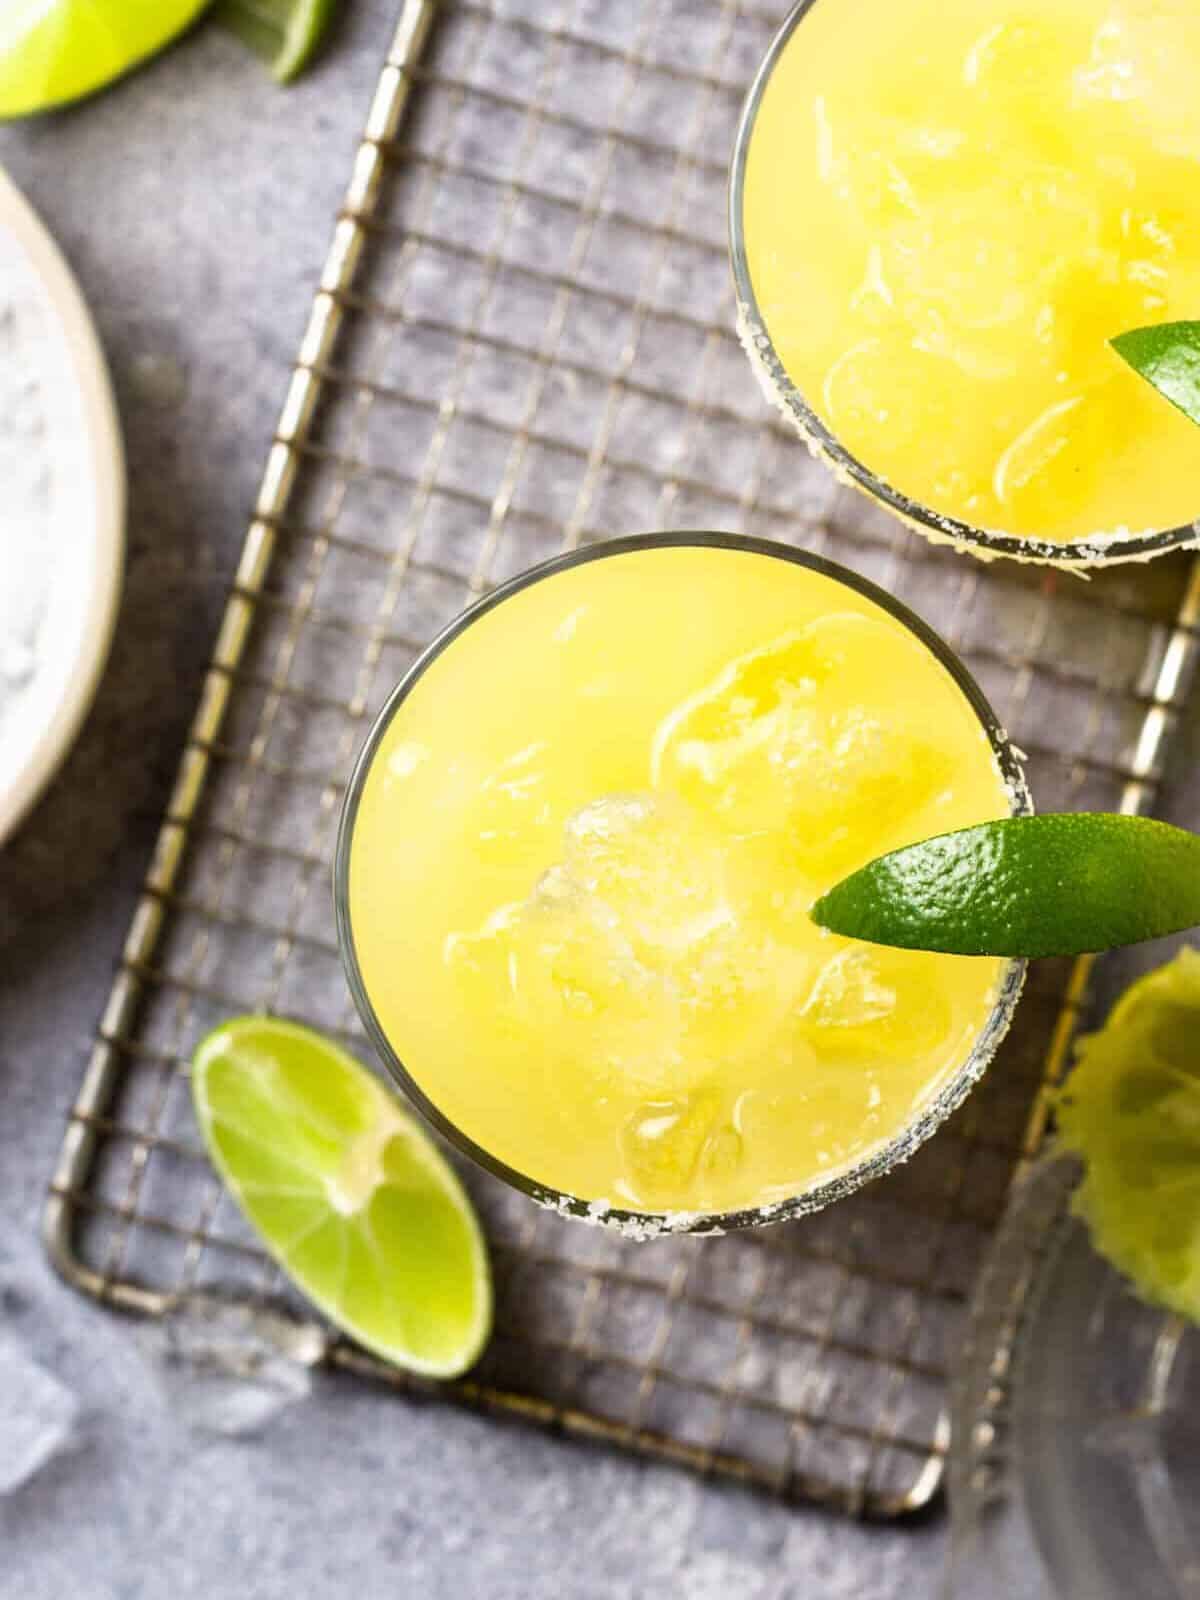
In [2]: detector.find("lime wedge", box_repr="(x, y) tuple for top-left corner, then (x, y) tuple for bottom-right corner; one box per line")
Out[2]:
(192, 1017), (491, 1377)
(0, 0), (210, 119)
(1056, 948), (1200, 1320)
(1111, 321), (1200, 428)
(811, 814), (1200, 958)
(214, 0), (336, 82)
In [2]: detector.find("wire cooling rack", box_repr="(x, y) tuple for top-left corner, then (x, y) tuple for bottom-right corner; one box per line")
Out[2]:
(45, 0), (1200, 1518)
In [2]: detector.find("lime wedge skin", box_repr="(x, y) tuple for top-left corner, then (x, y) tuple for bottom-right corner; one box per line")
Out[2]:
(0, 0), (211, 120)
(214, 0), (337, 83)
(1056, 947), (1200, 1321)
(192, 1016), (492, 1378)
(811, 814), (1200, 958)
(1110, 321), (1200, 429)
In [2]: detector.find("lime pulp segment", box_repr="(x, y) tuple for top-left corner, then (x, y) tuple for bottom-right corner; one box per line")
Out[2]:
(0, 0), (210, 119)
(811, 814), (1200, 958)
(191, 1016), (492, 1377)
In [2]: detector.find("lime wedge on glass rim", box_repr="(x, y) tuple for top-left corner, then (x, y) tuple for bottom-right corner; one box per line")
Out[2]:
(1056, 947), (1200, 1321)
(0, 0), (210, 119)
(192, 1017), (492, 1378)
(1111, 320), (1200, 427)
(811, 814), (1200, 958)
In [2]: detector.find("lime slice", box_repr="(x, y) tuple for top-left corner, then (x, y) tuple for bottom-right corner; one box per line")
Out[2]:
(214, 0), (336, 82)
(0, 0), (210, 120)
(1056, 947), (1200, 1320)
(1111, 321), (1200, 428)
(192, 1017), (491, 1377)
(811, 814), (1200, 958)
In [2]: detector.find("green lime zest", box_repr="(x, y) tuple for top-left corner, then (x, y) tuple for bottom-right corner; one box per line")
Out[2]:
(192, 1016), (492, 1377)
(0, 0), (210, 119)
(1110, 321), (1200, 428)
(215, 0), (337, 82)
(811, 813), (1200, 958)
(1056, 947), (1200, 1321)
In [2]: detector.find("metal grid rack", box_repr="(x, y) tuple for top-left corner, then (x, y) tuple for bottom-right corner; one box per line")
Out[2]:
(45, 0), (1200, 1518)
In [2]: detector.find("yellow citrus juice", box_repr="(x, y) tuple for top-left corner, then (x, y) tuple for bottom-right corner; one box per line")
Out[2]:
(741, 0), (1200, 544)
(347, 543), (1012, 1216)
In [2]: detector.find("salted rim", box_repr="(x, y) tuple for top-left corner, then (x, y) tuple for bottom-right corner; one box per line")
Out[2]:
(728, 0), (1200, 571)
(0, 166), (125, 845)
(334, 532), (1031, 1237)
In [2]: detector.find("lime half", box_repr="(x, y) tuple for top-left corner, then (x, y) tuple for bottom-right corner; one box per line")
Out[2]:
(192, 1017), (492, 1377)
(0, 0), (210, 119)
(811, 814), (1200, 958)
(1057, 948), (1200, 1321)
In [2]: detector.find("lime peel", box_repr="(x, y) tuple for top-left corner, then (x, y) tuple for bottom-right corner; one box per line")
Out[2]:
(214, 0), (337, 83)
(192, 1016), (492, 1378)
(1110, 321), (1200, 429)
(1056, 948), (1200, 1321)
(811, 814), (1200, 958)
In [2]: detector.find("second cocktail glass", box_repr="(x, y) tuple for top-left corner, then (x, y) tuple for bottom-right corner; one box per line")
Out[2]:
(730, 0), (1200, 567)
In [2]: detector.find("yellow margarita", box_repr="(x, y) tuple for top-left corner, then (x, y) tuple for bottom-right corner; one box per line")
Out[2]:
(738, 0), (1200, 546)
(342, 540), (1018, 1219)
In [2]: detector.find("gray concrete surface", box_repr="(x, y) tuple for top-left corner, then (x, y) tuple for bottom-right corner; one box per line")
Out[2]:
(0, 10), (948, 1597)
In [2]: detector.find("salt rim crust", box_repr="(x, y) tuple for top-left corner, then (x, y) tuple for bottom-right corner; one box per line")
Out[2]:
(526, 953), (1027, 1243)
(735, 300), (1200, 573)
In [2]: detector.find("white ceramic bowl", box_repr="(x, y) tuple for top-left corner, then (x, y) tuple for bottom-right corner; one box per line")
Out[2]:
(0, 167), (125, 845)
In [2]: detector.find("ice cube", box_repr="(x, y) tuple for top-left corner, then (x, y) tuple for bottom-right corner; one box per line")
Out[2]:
(474, 741), (553, 863)
(803, 948), (898, 1030)
(620, 1093), (721, 1208)
(654, 623), (957, 882)
(450, 783), (824, 1121)
(0, 1331), (80, 1495)
(697, 1124), (745, 1188)
(562, 792), (732, 951)
(962, 17), (1082, 105)
(452, 793), (771, 1087)
(801, 946), (955, 1062)
(651, 632), (821, 807)
(145, 1291), (326, 1438)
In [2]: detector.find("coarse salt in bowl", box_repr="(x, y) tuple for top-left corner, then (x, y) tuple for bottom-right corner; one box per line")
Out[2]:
(0, 167), (124, 845)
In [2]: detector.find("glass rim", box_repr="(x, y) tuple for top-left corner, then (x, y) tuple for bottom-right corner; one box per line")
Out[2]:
(727, 0), (1200, 571)
(334, 531), (1031, 1237)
